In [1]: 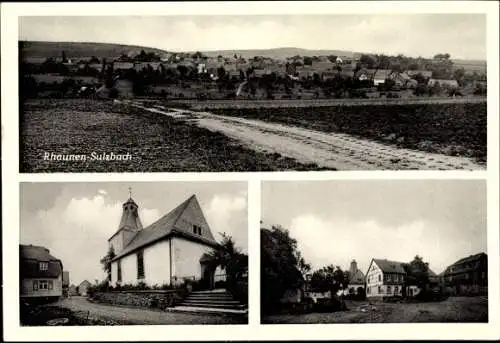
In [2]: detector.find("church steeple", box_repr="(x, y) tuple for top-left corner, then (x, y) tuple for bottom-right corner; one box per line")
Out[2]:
(119, 193), (143, 232)
(108, 188), (143, 253)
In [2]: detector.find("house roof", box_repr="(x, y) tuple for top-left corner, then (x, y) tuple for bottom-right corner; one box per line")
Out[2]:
(373, 69), (392, 80)
(349, 269), (365, 284)
(450, 252), (486, 267)
(20, 244), (63, 278)
(407, 70), (433, 78)
(111, 195), (218, 261)
(372, 258), (406, 274)
(79, 280), (91, 287)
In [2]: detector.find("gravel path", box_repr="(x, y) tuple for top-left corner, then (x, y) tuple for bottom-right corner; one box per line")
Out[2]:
(262, 296), (488, 324)
(121, 100), (484, 171)
(51, 297), (247, 325)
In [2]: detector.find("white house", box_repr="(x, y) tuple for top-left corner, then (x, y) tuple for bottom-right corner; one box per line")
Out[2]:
(366, 258), (406, 299)
(109, 194), (221, 289)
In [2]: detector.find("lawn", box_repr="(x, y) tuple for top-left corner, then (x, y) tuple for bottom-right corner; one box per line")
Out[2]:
(262, 297), (488, 324)
(211, 101), (487, 163)
(19, 99), (323, 172)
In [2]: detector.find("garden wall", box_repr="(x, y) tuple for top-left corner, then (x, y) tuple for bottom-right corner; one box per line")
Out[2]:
(90, 290), (186, 310)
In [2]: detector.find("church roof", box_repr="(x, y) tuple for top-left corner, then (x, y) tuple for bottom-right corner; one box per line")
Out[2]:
(349, 269), (365, 284)
(112, 195), (218, 261)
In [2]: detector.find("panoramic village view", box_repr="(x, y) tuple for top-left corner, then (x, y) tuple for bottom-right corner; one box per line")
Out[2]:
(18, 14), (487, 172)
(260, 180), (488, 323)
(19, 182), (248, 325)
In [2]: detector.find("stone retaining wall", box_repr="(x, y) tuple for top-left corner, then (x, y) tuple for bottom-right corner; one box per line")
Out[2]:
(91, 290), (186, 310)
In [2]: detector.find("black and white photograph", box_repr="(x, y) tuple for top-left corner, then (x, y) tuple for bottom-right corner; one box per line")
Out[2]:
(19, 182), (248, 325)
(18, 14), (487, 172)
(261, 180), (488, 324)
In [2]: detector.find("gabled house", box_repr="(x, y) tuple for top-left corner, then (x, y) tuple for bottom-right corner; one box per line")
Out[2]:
(373, 70), (392, 86)
(78, 280), (91, 296)
(428, 78), (459, 89)
(365, 258), (406, 299)
(407, 70), (433, 80)
(442, 252), (487, 295)
(109, 194), (220, 289)
(20, 244), (64, 301)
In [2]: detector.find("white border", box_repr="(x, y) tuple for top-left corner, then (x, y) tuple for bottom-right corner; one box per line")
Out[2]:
(2, 1), (499, 341)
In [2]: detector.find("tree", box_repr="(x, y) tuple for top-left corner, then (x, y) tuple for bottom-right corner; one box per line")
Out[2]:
(402, 255), (430, 297)
(100, 246), (116, 282)
(261, 225), (306, 314)
(303, 56), (313, 66)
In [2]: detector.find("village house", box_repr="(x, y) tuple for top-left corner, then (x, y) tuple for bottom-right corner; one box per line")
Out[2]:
(311, 60), (334, 73)
(373, 69), (392, 86)
(366, 258), (406, 299)
(428, 78), (459, 89)
(109, 194), (223, 289)
(407, 70), (433, 80)
(78, 280), (91, 296)
(442, 252), (487, 295)
(68, 284), (78, 296)
(20, 244), (64, 302)
(113, 62), (134, 71)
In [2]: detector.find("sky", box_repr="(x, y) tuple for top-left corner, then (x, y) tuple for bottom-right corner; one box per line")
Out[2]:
(20, 182), (248, 286)
(18, 14), (486, 60)
(261, 180), (487, 275)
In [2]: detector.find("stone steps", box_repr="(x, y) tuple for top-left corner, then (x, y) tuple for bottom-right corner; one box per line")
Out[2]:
(177, 289), (247, 314)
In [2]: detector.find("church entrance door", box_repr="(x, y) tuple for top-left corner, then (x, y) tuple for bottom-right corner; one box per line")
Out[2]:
(200, 262), (216, 290)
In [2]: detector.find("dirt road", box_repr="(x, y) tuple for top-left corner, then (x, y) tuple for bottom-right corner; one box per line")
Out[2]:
(48, 296), (246, 325)
(121, 100), (484, 171)
(262, 296), (488, 323)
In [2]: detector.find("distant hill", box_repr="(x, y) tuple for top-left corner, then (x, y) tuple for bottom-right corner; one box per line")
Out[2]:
(19, 41), (170, 59)
(196, 47), (362, 59)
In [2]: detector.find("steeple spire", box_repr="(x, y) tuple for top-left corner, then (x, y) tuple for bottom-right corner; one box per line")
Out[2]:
(128, 187), (132, 199)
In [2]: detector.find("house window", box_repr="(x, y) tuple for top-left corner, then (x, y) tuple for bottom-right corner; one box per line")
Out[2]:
(367, 287), (370, 294)
(39, 280), (49, 290)
(386, 275), (391, 282)
(394, 286), (398, 293)
(33, 280), (38, 291)
(378, 286), (382, 294)
(137, 251), (145, 280)
(387, 285), (391, 293)
(117, 260), (122, 282)
(367, 276), (370, 283)
(48, 280), (53, 290)
(378, 275), (381, 282)
(39, 262), (49, 271)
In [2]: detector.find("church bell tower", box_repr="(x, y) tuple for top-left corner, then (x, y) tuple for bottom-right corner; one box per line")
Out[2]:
(108, 188), (143, 253)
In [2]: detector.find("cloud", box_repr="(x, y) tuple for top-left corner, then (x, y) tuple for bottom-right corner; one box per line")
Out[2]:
(21, 193), (160, 285)
(289, 214), (473, 275)
(205, 192), (248, 252)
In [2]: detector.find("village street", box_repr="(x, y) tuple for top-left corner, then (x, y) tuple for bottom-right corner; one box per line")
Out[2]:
(119, 100), (484, 171)
(44, 296), (247, 325)
(262, 296), (488, 324)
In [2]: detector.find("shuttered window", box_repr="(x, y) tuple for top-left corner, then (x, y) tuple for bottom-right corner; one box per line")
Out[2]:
(137, 251), (145, 280)
(33, 280), (38, 291)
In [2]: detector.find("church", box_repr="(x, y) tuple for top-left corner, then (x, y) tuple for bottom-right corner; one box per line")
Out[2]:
(108, 193), (222, 288)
